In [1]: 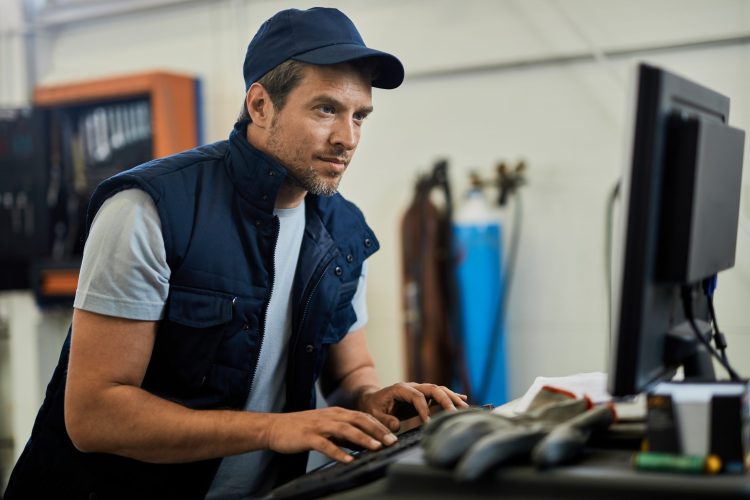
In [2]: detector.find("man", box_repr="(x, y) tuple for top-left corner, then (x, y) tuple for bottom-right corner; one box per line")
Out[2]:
(5, 7), (467, 499)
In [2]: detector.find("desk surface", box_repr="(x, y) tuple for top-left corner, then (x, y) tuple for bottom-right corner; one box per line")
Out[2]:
(328, 447), (750, 499)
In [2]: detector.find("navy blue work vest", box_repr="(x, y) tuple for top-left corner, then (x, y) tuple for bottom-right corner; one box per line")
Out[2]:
(5, 121), (379, 499)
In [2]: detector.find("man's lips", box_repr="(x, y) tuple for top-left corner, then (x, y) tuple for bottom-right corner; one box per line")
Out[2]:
(318, 156), (348, 172)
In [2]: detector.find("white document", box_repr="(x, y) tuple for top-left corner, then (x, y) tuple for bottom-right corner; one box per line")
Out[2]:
(509, 372), (610, 414)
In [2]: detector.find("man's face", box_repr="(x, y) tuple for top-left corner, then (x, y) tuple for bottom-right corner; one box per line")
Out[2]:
(265, 64), (373, 196)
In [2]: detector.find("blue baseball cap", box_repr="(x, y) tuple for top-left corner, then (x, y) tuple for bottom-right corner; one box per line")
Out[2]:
(243, 7), (404, 90)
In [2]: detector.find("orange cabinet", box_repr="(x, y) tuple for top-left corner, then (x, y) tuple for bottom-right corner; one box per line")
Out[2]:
(28, 71), (200, 303)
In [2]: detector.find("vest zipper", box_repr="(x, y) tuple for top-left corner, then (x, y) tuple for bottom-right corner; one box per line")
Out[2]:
(286, 251), (337, 409)
(297, 254), (336, 341)
(250, 216), (280, 393)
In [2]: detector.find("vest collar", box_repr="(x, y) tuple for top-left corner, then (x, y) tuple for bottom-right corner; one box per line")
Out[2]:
(227, 120), (290, 214)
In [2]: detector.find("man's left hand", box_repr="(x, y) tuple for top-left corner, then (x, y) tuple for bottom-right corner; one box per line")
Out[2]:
(358, 383), (469, 432)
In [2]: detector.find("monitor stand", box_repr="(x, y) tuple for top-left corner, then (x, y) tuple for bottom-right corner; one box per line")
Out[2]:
(664, 319), (716, 382)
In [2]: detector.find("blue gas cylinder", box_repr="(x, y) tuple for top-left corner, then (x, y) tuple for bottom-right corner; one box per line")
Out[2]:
(452, 188), (508, 405)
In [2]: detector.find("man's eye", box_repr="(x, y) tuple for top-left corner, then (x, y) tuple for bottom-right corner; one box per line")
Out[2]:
(354, 112), (367, 122)
(319, 104), (335, 114)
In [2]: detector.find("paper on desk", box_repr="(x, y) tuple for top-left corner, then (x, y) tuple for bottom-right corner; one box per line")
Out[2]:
(499, 372), (610, 415)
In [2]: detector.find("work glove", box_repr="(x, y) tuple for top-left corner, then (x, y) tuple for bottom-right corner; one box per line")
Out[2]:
(422, 386), (615, 481)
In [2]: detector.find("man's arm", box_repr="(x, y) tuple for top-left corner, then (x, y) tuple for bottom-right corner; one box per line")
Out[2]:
(65, 309), (395, 464)
(320, 328), (469, 432)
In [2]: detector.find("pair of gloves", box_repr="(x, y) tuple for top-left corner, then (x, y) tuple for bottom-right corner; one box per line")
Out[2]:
(421, 387), (615, 481)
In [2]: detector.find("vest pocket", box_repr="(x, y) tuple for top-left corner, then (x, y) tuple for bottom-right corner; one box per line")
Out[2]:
(167, 286), (234, 327)
(146, 286), (235, 401)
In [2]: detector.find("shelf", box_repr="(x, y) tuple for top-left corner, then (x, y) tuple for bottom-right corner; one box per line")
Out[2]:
(34, 71), (198, 158)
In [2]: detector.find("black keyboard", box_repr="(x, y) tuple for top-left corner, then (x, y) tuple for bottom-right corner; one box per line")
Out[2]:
(264, 426), (423, 499)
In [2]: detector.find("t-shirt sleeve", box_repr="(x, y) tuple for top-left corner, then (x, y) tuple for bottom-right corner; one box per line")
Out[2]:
(73, 188), (170, 320)
(347, 260), (368, 333)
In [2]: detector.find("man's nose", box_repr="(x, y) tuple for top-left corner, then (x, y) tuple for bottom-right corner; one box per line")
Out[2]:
(331, 118), (358, 150)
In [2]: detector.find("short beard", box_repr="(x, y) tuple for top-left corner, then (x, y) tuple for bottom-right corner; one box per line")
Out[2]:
(287, 167), (341, 197)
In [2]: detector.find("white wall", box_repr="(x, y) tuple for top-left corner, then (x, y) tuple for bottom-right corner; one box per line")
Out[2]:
(2, 0), (750, 417)
(0, 0), (30, 106)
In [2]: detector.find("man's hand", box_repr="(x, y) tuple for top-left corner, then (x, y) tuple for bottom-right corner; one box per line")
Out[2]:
(359, 383), (470, 432)
(265, 407), (398, 463)
(321, 330), (470, 432)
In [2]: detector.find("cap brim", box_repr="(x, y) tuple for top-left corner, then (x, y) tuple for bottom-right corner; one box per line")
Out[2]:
(292, 43), (404, 89)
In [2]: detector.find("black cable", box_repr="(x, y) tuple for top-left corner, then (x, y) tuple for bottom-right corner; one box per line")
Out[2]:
(502, 192), (523, 336)
(702, 277), (730, 364)
(706, 294), (730, 364)
(681, 286), (741, 381)
(475, 191), (523, 404)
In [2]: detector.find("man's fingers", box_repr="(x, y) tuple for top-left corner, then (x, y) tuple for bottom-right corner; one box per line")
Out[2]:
(411, 384), (470, 411)
(267, 408), (400, 460)
(387, 384), (432, 421)
(439, 386), (470, 408)
(348, 409), (396, 442)
(328, 421), (385, 451)
(423, 384), (456, 411)
(311, 435), (354, 464)
(330, 408), (397, 447)
(356, 383), (471, 438)
(372, 409), (400, 432)
(306, 408), (404, 462)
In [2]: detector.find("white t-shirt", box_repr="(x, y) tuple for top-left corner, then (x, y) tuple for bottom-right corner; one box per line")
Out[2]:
(74, 188), (368, 499)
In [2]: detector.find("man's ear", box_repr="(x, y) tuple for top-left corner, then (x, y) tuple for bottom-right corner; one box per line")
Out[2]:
(246, 83), (274, 128)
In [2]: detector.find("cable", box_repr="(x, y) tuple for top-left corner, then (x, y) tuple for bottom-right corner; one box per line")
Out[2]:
(475, 191), (523, 404)
(707, 296), (729, 364)
(547, 0), (626, 92)
(604, 181), (621, 359)
(502, 192), (523, 334)
(681, 285), (741, 381)
(702, 276), (730, 365)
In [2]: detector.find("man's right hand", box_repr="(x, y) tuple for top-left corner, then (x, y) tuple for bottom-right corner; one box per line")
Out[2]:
(266, 407), (398, 463)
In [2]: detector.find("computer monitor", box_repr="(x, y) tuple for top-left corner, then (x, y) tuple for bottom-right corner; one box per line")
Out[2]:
(608, 63), (745, 397)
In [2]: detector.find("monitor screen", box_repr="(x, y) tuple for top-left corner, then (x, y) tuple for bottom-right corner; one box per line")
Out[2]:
(608, 63), (745, 397)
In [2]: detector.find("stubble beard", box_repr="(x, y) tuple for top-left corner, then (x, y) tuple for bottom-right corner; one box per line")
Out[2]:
(267, 123), (343, 197)
(289, 162), (342, 197)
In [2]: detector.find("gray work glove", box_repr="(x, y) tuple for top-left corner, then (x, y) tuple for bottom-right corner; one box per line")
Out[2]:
(422, 387), (614, 481)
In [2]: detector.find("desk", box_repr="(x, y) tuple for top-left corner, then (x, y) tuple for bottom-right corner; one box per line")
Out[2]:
(328, 447), (750, 499)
